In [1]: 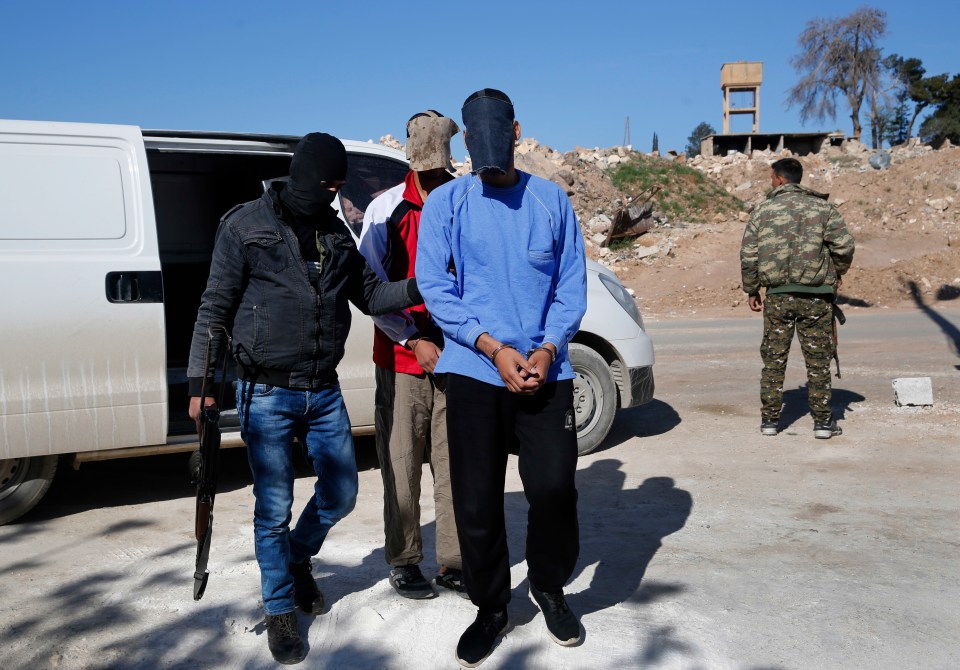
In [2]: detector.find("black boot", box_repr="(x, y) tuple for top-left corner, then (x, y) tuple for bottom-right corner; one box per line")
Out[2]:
(813, 416), (843, 439)
(265, 611), (305, 665)
(289, 559), (325, 615)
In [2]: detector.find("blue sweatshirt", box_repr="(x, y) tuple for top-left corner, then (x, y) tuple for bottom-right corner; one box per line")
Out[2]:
(417, 170), (587, 386)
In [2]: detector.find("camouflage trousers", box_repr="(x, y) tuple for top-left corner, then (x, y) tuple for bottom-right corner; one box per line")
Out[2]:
(760, 293), (834, 423)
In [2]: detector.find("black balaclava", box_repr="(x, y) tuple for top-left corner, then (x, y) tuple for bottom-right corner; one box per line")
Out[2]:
(461, 89), (515, 175)
(279, 132), (348, 220)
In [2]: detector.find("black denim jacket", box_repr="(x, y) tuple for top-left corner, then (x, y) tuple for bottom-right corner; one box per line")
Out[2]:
(187, 186), (419, 393)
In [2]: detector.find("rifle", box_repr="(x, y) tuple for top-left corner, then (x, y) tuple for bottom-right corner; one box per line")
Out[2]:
(832, 303), (846, 378)
(192, 325), (232, 600)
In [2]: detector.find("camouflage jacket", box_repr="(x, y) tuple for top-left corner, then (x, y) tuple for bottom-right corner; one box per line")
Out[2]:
(740, 183), (855, 295)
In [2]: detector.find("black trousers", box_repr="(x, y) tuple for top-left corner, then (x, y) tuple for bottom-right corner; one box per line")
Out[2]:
(445, 373), (579, 612)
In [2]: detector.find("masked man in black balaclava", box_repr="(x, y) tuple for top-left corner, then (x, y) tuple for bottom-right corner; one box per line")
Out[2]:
(187, 132), (422, 665)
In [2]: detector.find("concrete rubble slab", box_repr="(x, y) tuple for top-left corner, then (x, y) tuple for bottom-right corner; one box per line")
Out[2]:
(892, 377), (934, 406)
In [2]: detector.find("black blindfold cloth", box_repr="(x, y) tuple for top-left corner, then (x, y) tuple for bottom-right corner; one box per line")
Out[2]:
(461, 92), (515, 175)
(280, 132), (348, 220)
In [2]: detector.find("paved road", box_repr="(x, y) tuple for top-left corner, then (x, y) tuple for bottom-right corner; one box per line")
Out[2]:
(2, 306), (957, 669)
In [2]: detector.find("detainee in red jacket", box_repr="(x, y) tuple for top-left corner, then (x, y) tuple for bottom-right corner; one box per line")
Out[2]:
(358, 110), (465, 599)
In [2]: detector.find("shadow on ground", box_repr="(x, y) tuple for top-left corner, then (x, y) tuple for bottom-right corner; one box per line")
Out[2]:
(17, 438), (382, 526)
(19, 449), (251, 525)
(908, 280), (960, 368)
(0, 537), (394, 670)
(592, 399), (681, 453)
(487, 459), (696, 667)
(780, 386), (866, 432)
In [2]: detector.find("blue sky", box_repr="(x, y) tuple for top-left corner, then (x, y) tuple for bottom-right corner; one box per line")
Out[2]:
(1, 1), (956, 158)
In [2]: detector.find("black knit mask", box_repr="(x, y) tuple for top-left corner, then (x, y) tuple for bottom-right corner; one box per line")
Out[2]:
(280, 132), (348, 219)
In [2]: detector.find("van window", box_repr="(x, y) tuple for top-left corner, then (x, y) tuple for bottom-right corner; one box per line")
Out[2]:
(0, 144), (127, 240)
(339, 154), (408, 235)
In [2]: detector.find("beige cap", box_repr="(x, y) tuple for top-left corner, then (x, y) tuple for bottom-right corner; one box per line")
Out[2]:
(406, 111), (459, 172)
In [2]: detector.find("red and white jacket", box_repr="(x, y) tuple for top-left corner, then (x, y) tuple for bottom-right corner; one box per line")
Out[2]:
(358, 171), (436, 374)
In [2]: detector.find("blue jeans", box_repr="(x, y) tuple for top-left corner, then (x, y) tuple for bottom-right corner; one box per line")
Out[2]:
(236, 381), (359, 615)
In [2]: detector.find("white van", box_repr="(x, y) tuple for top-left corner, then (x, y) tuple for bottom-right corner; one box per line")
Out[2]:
(0, 120), (654, 524)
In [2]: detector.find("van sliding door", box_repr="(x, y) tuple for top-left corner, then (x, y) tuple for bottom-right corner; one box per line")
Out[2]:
(0, 121), (168, 459)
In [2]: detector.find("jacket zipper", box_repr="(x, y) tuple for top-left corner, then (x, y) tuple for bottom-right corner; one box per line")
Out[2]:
(313, 233), (326, 382)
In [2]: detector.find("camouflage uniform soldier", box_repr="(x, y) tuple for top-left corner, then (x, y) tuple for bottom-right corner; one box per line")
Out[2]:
(740, 158), (855, 439)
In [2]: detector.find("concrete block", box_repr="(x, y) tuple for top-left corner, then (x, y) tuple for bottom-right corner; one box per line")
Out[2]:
(892, 377), (934, 406)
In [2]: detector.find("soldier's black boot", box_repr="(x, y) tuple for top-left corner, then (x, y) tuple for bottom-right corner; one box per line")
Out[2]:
(265, 611), (305, 665)
(813, 416), (842, 439)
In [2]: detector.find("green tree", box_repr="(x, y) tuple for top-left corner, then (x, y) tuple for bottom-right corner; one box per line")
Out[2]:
(787, 7), (887, 142)
(885, 96), (909, 146)
(884, 55), (952, 141)
(907, 72), (950, 140)
(920, 75), (960, 147)
(652, 132), (659, 153)
(867, 54), (908, 149)
(685, 122), (715, 157)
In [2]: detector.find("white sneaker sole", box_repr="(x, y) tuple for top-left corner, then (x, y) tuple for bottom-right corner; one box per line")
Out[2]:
(546, 625), (583, 646)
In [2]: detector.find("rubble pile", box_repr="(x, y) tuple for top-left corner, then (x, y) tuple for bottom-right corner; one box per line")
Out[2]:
(687, 139), (959, 236)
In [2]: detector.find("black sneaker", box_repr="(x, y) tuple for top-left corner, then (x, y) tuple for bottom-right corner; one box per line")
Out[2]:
(814, 417), (842, 439)
(289, 559), (324, 615)
(456, 609), (509, 668)
(529, 584), (581, 646)
(265, 611), (306, 665)
(761, 419), (779, 436)
(436, 566), (469, 598)
(389, 564), (435, 599)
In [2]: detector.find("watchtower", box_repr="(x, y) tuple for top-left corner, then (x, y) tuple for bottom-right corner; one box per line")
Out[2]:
(721, 61), (762, 134)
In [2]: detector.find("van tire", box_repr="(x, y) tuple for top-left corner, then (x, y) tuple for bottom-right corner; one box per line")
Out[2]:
(569, 344), (618, 456)
(0, 456), (58, 525)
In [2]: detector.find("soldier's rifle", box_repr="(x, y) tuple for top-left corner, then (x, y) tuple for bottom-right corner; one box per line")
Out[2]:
(832, 303), (846, 378)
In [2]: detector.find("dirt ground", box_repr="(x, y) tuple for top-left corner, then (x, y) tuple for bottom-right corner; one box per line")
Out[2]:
(2, 307), (957, 670)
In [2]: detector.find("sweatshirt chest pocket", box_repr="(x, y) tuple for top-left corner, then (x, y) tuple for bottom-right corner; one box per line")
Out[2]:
(527, 222), (556, 277)
(241, 230), (290, 273)
(527, 249), (555, 277)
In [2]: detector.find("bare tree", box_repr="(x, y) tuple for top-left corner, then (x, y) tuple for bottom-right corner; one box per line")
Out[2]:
(787, 7), (887, 142)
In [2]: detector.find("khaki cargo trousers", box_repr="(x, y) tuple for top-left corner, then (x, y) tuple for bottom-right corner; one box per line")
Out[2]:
(373, 367), (460, 569)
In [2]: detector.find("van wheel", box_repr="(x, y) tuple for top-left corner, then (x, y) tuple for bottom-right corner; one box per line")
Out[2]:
(569, 344), (618, 456)
(0, 456), (58, 525)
